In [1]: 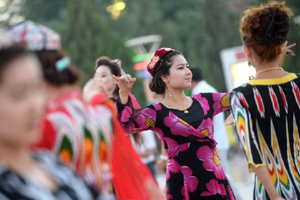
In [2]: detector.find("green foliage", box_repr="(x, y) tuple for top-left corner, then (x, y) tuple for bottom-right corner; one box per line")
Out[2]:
(23, 0), (67, 22)
(22, 0), (300, 104)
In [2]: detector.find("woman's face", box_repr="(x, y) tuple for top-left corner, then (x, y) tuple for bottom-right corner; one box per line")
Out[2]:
(163, 55), (192, 90)
(95, 65), (117, 97)
(0, 55), (45, 147)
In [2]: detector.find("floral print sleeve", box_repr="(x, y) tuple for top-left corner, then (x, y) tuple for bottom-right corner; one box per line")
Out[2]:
(116, 98), (157, 134)
(230, 92), (264, 172)
(192, 92), (230, 116)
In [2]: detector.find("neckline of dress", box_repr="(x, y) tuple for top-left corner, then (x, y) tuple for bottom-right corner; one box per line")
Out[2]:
(159, 97), (195, 112)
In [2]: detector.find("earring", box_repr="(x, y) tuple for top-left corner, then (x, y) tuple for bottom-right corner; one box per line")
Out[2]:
(168, 91), (172, 97)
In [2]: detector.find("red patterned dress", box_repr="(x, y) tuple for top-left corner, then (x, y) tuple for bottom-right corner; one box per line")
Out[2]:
(32, 88), (115, 196)
(32, 88), (157, 200)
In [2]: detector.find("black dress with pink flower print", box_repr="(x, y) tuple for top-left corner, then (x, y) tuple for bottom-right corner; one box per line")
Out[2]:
(117, 92), (236, 200)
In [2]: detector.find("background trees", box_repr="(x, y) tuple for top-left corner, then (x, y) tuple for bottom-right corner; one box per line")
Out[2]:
(20, 0), (300, 105)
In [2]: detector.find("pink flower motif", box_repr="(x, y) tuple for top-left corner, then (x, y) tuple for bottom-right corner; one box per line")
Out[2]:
(122, 107), (156, 133)
(200, 179), (226, 197)
(192, 94), (210, 115)
(164, 112), (194, 137)
(153, 103), (162, 110)
(197, 118), (214, 139)
(197, 146), (226, 180)
(166, 194), (173, 199)
(120, 106), (132, 123)
(165, 137), (191, 150)
(166, 162), (199, 197)
(153, 127), (164, 142)
(166, 160), (180, 180)
(135, 108), (156, 128)
(128, 93), (141, 109)
(212, 93), (230, 116)
(181, 166), (198, 193)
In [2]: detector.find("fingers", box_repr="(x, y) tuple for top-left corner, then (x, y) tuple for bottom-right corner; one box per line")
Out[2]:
(112, 74), (121, 81)
(287, 43), (296, 49)
(286, 43), (296, 56)
(125, 74), (133, 83)
(225, 114), (235, 126)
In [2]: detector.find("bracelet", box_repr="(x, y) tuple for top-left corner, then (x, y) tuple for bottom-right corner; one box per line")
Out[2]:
(119, 90), (131, 96)
(159, 155), (168, 161)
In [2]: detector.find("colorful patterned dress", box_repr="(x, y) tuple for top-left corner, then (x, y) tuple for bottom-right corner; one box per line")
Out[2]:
(0, 152), (98, 200)
(117, 92), (235, 200)
(32, 88), (115, 197)
(230, 73), (300, 199)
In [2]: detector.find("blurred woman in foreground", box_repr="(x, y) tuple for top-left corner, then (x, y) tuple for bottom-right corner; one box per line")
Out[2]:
(0, 45), (98, 199)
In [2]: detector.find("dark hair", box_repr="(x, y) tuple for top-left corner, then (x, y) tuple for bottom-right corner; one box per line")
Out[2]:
(0, 46), (33, 83)
(95, 56), (121, 97)
(190, 67), (203, 82)
(35, 50), (80, 86)
(240, 1), (293, 62)
(149, 51), (182, 94)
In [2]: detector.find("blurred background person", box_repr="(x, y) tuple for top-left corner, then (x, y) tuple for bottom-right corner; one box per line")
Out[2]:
(0, 44), (98, 199)
(84, 56), (160, 182)
(83, 56), (121, 103)
(231, 2), (299, 200)
(32, 48), (117, 199)
(131, 130), (157, 179)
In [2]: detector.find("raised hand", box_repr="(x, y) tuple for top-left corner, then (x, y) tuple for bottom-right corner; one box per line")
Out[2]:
(112, 74), (136, 94)
(282, 41), (296, 57)
(225, 113), (235, 126)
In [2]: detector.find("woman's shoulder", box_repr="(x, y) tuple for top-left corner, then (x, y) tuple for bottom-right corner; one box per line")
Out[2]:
(232, 83), (252, 93)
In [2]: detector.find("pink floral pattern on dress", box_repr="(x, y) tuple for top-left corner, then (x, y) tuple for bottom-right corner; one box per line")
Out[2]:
(122, 107), (156, 134)
(164, 112), (194, 137)
(153, 127), (164, 142)
(135, 108), (156, 128)
(153, 103), (162, 110)
(166, 160), (181, 180)
(212, 93), (230, 116)
(200, 179), (226, 197)
(197, 118), (214, 139)
(166, 162), (198, 197)
(192, 93), (210, 115)
(197, 146), (226, 180)
(120, 106), (132, 123)
(165, 137), (190, 158)
(181, 166), (198, 193)
(117, 93), (234, 199)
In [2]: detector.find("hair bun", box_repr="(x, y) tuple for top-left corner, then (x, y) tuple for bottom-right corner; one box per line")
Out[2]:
(252, 8), (289, 47)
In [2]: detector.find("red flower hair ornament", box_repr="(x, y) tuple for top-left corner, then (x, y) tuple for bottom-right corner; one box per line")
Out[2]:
(147, 47), (175, 76)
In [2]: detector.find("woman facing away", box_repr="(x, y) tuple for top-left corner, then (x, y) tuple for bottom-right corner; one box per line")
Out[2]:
(113, 47), (235, 199)
(0, 45), (98, 200)
(230, 1), (300, 200)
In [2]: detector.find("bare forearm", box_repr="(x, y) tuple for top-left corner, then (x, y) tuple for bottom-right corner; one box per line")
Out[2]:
(251, 165), (282, 200)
